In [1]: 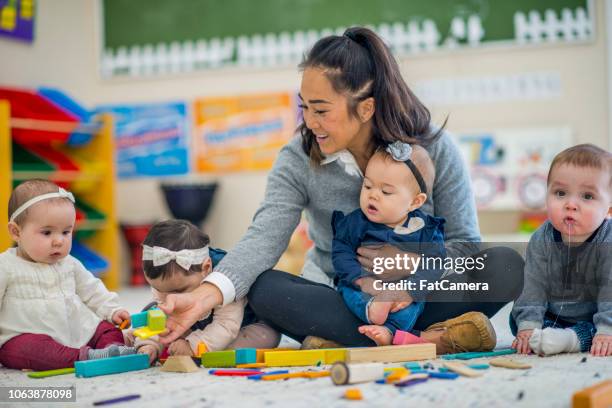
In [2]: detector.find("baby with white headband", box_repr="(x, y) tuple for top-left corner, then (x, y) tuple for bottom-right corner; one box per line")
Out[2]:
(0, 179), (134, 371)
(126, 219), (270, 363)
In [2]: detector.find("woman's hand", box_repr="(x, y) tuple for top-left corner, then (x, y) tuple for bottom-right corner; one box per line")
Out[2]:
(512, 329), (534, 354)
(357, 244), (420, 281)
(157, 283), (223, 345)
(590, 334), (612, 356)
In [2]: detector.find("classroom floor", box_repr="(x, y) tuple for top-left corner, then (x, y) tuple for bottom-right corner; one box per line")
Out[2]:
(1, 288), (610, 408)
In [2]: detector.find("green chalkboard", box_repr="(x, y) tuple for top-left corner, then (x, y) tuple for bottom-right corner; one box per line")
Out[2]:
(103, 0), (590, 50)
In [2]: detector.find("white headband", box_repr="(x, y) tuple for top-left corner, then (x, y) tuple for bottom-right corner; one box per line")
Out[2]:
(142, 245), (210, 271)
(9, 187), (75, 222)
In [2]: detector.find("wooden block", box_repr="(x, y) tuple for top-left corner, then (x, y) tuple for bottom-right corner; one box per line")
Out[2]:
(75, 354), (149, 378)
(572, 380), (612, 408)
(324, 349), (347, 364)
(393, 330), (427, 345)
(236, 363), (267, 369)
(147, 309), (166, 331)
(302, 370), (330, 378)
(201, 350), (236, 368)
(133, 326), (165, 340)
(160, 356), (199, 373)
(28, 367), (75, 379)
(441, 348), (516, 360)
(235, 348), (257, 365)
(256, 347), (295, 363)
(260, 370), (330, 381)
(344, 389), (363, 400)
(211, 369), (264, 376)
(443, 362), (483, 378)
(130, 311), (148, 328)
(346, 343), (436, 364)
(489, 357), (531, 369)
(264, 350), (326, 367)
(197, 343), (208, 357)
(330, 362), (385, 385)
(385, 367), (410, 383)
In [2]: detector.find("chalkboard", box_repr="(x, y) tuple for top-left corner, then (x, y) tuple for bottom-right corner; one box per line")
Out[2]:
(100, 0), (593, 77)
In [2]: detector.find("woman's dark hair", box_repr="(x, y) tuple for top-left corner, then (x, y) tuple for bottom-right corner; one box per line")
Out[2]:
(142, 219), (210, 280)
(299, 26), (445, 164)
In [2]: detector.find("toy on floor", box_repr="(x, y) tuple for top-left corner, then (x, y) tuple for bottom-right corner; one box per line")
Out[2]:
(93, 394), (141, 406)
(443, 362), (484, 378)
(344, 389), (363, 400)
(572, 380), (612, 408)
(75, 353), (149, 378)
(489, 357), (531, 369)
(160, 355), (199, 373)
(331, 362), (384, 385)
(132, 309), (166, 339)
(28, 367), (75, 379)
(441, 348), (516, 360)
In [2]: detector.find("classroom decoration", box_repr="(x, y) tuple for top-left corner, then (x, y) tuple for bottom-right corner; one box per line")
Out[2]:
(454, 127), (572, 210)
(193, 92), (296, 172)
(0, 0), (34, 43)
(0, 87), (121, 290)
(95, 102), (190, 178)
(100, 0), (592, 78)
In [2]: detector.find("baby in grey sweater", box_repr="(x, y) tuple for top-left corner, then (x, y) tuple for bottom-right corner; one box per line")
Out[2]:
(511, 144), (612, 356)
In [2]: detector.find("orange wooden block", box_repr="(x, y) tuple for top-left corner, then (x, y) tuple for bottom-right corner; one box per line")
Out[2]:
(236, 363), (267, 369)
(197, 343), (208, 357)
(344, 389), (363, 400)
(572, 380), (612, 408)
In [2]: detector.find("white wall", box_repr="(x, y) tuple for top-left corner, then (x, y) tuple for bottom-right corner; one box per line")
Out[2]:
(1, 0), (610, 280)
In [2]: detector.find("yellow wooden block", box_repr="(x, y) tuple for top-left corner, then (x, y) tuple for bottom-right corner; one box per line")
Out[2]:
(261, 370), (330, 381)
(324, 349), (347, 364)
(302, 370), (330, 378)
(344, 389), (363, 400)
(197, 343), (208, 357)
(133, 327), (165, 340)
(264, 350), (326, 367)
(256, 348), (295, 363)
(385, 367), (410, 383)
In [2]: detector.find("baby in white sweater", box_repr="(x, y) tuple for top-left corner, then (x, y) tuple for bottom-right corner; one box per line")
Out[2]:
(0, 179), (134, 371)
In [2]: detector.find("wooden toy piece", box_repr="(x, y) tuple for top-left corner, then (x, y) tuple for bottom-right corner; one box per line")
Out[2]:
(344, 389), (363, 401)
(201, 350), (236, 368)
(393, 330), (427, 345)
(235, 348), (257, 365)
(93, 394), (141, 406)
(403, 362), (422, 370)
(572, 380), (612, 408)
(324, 349), (347, 364)
(443, 362), (484, 378)
(132, 326), (165, 340)
(428, 371), (459, 380)
(330, 362), (385, 385)
(439, 363), (489, 372)
(147, 309), (166, 331)
(119, 319), (130, 330)
(130, 311), (148, 329)
(197, 343), (208, 357)
(28, 367), (75, 379)
(489, 357), (531, 369)
(394, 377), (429, 388)
(247, 370), (289, 380)
(256, 347), (296, 363)
(160, 356), (199, 373)
(260, 370), (330, 381)
(264, 349), (326, 367)
(346, 343), (436, 364)
(75, 354), (149, 378)
(236, 363), (267, 369)
(211, 369), (264, 376)
(441, 348), (516, 360)
(386, 367), (410, 383)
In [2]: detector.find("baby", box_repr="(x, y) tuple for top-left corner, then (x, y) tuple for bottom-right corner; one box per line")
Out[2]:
(127, 220), (249, 363)
(512, 144), (612, 356)
(332, 141), (445, 346)
(0, 179), (134, 371)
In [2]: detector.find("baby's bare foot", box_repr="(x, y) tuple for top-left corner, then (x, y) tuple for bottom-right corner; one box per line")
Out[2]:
(368, 301), (393, 325)
(359, 325), (393, 346)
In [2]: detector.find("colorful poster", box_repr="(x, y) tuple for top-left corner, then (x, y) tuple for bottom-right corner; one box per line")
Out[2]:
(96, 102), (190, 178)
(454, 127), (573, 210)
(193, 92), (296, 172)
(0, 0), (34, 42)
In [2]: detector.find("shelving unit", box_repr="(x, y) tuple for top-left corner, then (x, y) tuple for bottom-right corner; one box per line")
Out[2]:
(0, 98), (121, 290)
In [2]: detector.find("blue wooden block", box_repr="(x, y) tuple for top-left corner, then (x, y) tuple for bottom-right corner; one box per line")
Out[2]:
(441, 349), (516, 360)
(235, 348), (257, 365)
(75, 354), (149, 378)
(429, 371), (459, 379)
(131, 311), (148, 328)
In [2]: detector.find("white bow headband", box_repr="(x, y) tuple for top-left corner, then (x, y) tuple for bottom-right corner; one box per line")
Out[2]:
(9, 187), (75, 222)
(142, 245), (210, 271)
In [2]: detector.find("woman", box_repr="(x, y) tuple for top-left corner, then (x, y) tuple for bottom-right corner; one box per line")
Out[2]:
(159, 27), (524, 352)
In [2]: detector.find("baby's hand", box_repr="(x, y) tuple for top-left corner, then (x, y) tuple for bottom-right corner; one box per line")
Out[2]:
(590, 334), (612, 357)
(138, 344), (159, 365)
(512, 329), (534, 354)
(111, 309), (130, 325)
(168, 339), (194, 356)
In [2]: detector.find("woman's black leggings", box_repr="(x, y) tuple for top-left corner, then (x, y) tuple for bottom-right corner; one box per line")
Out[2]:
(247, 246), (525, 347)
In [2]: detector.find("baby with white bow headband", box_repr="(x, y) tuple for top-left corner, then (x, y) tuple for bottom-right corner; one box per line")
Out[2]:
(0, 179), (135, 372)
(126, 219), (277, 363)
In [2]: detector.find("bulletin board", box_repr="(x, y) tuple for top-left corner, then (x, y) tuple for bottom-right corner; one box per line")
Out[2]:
(100, 0), (593, 77)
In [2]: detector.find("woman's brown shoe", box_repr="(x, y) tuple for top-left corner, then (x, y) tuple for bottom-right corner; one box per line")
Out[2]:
(301, 335), (344, 350)
(424, 311), (497, 354)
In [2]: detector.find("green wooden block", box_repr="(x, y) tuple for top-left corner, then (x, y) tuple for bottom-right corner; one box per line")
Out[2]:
(202, 351), (236, 368)
(147, 309), (166, 331)
(28, 367), (75, 378)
